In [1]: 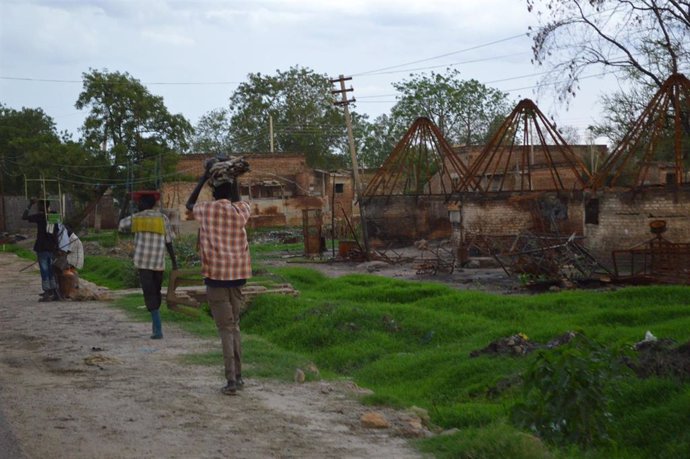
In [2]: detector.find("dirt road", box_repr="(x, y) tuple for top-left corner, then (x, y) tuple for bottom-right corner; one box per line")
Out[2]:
(0, 253), (423, 459)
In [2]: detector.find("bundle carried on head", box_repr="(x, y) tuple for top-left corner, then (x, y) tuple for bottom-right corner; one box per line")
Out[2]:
(207, 156), (250, 188)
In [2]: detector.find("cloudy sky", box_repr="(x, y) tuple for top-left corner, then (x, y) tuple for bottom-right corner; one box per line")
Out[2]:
(0, 0), (618, 142)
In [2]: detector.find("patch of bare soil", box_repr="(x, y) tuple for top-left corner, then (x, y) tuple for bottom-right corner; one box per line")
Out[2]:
(268, 247), (519, 294)
(0, 252), (426, 459)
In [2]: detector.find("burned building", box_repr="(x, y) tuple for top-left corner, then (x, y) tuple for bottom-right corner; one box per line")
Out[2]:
(163, 153), (358, 232)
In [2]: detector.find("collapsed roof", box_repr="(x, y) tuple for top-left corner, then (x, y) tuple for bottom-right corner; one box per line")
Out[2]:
(362, 117), (474, 199)
(455, 99), (592, 194)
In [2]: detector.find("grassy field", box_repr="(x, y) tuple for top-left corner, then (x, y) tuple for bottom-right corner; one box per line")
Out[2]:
(239, 268), (690, 458)
(4, 234), (689, 458)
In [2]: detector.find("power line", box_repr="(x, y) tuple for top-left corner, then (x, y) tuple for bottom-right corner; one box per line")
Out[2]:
(352, 33), (528, 76)
(358, 52), (532, 77)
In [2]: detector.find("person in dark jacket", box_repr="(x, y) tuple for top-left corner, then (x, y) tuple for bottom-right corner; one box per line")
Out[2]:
(22, 199), (59, 301)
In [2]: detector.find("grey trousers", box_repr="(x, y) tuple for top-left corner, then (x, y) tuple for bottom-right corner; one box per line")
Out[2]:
(206, 286), (243, 383)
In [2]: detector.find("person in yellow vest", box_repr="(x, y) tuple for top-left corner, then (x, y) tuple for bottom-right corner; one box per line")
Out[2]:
(118, 191), (177, 339)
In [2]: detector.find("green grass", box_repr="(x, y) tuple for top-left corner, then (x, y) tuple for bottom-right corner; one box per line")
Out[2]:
(81, 255), (139, 289)
(79, 230), (128, 248)
(0, 243), (35, 260)
(238, 267), (690, 458)
(13, 231), (688, 458)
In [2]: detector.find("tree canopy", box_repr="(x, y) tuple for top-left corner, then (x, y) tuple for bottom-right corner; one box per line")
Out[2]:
(0, 104), (91, 202)
(390, 69), (512, 147)
(527, 0), (690, 100)
(224, 66), (347, 169)
(73, 69), (193, 220)
(191, 108), (233, 157)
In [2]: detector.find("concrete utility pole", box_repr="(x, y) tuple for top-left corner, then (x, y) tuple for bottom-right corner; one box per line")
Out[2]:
(330, 75), (370, 259)
(269, 115), (275, 153)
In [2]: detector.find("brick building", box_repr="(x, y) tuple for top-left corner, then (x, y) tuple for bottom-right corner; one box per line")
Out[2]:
(162, 153), (358, 232)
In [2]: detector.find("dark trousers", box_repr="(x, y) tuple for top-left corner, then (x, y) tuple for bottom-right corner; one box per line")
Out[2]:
(139, 269), (163, 311)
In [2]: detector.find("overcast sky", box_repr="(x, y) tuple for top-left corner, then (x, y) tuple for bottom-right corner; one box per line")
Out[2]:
(0, 0), (619, 143)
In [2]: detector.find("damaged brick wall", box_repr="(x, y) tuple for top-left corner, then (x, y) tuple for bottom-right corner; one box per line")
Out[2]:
(161, 181), (327, 228)
(170, 154), (364, 230)
(585, 187), (690, 263)
(460, 193), (585, 237)
(364, 196), (452, 244)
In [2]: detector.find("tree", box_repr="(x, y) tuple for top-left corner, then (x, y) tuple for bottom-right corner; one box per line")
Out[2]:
(74, 69), (193, 221)
(589, 80), (656, 144)
(356, 113), (407, 169)
(226, 66), (347, 168)
(557, 124), (582, 144)
(0, 104), (94, 203)
(0, 104), (61, 194)
(191, 108), (233, 156)
(527, 0), (690, 101)
(390, 69), (512, 146)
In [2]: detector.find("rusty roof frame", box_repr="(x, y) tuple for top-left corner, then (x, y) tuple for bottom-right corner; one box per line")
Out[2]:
(454, 99), (592, 195)
(590, 73), (690, 191)
(362, 117), (475, 200)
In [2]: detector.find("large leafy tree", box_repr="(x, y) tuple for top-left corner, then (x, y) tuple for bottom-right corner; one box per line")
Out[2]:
(389, 69), (512, 147)
(226, 66), (346, 168)
(74, 69), (192, 221)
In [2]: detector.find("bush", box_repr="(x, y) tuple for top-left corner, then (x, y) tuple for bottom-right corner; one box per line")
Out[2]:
(511, 334), (624, 448)
(173, 234), (201, 268)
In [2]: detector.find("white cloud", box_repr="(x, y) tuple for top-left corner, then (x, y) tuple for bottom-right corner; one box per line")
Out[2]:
(0, 0), (607, 137)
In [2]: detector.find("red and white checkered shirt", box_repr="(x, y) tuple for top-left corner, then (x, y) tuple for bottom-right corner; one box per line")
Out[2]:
(193, 199), (252, 281)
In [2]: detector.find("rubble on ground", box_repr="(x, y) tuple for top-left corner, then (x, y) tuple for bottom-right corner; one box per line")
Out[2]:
(470, 331), (579, 358)
(626, 336), (690, 380)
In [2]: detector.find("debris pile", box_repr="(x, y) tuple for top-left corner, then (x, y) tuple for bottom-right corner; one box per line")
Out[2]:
(470, 331), (578, 358)
(626, 333), (690, 380)
(470, 333), (538, 357)
(485, 232), (612, 284)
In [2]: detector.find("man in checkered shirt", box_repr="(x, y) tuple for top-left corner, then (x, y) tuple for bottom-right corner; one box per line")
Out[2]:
(119, 192), (178, 340)
(186, 157), (251, 396)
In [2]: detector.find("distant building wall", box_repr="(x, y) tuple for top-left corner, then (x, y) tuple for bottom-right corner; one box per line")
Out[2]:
(585, 187), (690, 263)
(460, 193), (585, 237)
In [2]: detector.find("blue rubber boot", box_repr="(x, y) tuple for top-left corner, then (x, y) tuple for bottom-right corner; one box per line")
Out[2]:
(150, 309), (163, 339)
